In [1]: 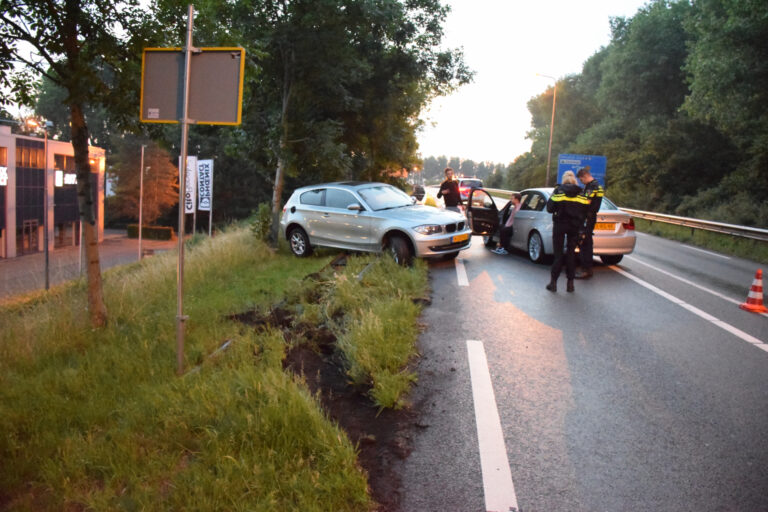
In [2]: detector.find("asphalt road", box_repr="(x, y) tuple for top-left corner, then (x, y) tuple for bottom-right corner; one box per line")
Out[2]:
(400, 232), (768, 511)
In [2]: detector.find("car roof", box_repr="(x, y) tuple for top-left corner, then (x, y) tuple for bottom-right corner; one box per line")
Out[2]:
(292, 181), (394, 193)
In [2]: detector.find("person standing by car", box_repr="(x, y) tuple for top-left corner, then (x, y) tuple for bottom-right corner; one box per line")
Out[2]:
(575, 166), (604, 279)
(545, 171), (589, 292)
(437, 167), (463, 213)
(492, 192), (522, 255)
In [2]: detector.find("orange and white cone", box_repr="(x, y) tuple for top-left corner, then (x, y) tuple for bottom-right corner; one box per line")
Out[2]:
(739, 269), (768, 314)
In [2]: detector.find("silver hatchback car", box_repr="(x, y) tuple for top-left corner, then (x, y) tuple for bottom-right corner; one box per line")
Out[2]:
(280, 182), (472, 265)
(467, 187), (636, 264)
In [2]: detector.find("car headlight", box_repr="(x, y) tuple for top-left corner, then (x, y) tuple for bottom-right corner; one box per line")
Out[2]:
(413, 224), (443, 235)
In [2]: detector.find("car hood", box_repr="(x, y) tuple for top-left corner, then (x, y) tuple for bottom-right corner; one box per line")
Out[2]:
(374, 205), (466, 226)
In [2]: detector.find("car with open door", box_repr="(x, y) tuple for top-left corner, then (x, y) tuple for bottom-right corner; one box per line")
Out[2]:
(467, 187), (636, 264)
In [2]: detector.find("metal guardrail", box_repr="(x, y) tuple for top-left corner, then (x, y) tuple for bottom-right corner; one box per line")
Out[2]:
(619, 208), (768, 243)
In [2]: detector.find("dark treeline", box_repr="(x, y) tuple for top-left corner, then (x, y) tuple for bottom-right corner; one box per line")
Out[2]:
(418, 156), (507, 187)
(504, 0), (767, 227)
(3, 0), (472, 227)
(423, 0), (767, 227)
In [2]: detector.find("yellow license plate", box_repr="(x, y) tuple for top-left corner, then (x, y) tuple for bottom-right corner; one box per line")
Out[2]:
(452, 233), (469, 243)
(594, 222), (615, 231)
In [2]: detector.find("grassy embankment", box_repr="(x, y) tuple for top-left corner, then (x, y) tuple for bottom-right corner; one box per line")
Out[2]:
(0, 226), (428, 511)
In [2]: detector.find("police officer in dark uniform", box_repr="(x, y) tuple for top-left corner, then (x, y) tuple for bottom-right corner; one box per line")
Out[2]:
(546, 171), (589, 292)
(436, 167), (463, 212)
(575, 166), (604, 279)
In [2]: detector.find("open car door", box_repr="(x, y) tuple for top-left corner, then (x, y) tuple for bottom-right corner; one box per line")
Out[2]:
(466, 188), (499, 235)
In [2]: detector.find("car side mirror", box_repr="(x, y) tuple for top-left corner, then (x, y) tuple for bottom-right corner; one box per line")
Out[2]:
(347, 204), (363, 212)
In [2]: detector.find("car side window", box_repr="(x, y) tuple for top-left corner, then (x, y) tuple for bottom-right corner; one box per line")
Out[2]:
(529, 193), (546, 211)
(300, 189), (324, 206)
(326, 189), (360, 210)
(519, 194), (533, 210)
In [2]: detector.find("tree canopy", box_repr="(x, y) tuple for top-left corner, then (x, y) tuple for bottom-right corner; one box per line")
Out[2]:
(503, 0), (768, 227)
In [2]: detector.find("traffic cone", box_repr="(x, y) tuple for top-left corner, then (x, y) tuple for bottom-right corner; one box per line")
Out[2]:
(739, 269), (768, 314)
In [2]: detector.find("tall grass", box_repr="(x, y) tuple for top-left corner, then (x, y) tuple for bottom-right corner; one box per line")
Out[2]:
(325, 256), (429, 409)
(0, 228), (372, 511)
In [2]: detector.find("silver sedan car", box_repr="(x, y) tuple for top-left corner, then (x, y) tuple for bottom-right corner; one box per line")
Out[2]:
(467, 187), (636, 264)
(280, 182), (472, 265)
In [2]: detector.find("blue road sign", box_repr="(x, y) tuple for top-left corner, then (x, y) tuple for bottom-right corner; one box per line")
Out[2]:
(557, 154), (607, 188)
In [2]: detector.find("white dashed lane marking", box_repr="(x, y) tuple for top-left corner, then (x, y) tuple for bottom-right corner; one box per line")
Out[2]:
(467, 339), (519, 512)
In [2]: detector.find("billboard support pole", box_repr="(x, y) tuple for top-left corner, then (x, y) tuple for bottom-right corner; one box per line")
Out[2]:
(176, 4), (195, 376)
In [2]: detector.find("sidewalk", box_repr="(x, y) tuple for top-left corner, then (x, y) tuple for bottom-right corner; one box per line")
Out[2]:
(0, 229), (178, 302)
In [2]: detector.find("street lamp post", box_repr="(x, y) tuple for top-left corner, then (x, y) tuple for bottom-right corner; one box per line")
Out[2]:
(537, 74), (558, 187)
(138, 145), (145, 261)
(27, 119), (51, 290)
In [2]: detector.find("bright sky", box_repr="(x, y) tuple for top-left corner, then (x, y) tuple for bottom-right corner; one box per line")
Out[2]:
(417, 0), (648, 164)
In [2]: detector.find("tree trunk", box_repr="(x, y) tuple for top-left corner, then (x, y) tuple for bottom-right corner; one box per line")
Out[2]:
(269, 53), (293, 246)
(71, 103), (108, 327)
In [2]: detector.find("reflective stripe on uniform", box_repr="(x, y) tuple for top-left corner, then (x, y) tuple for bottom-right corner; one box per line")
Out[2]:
(550, 193), (590, 205)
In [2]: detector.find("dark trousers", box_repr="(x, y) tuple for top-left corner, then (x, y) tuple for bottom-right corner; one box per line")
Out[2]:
(551, 223), (579, 280)
(580, 215), (596, 269)
(499, 225), (514, 250)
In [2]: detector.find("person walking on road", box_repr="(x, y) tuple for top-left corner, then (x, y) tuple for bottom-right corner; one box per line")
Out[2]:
(545, 171), (589, 292)
(436, 167), (463, 213)
(575, 166), (604, 279)
(492, 192), (522, 255)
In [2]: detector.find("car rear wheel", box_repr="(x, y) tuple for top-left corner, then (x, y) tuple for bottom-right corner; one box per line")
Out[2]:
(528, 231), (544, 263)
(600, 254), (623, 265)
(386, 235), (413, 266)
(288, 227), (313, 257)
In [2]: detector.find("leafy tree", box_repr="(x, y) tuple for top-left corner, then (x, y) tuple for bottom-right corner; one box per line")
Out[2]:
(1, 0), (154, 326)
(154, 0), (470, 241)
(108, 137), (179, 225)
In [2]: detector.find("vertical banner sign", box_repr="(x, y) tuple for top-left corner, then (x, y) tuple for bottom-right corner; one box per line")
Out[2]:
(182, 155), (198, 214)
(197, 160), (213, 211)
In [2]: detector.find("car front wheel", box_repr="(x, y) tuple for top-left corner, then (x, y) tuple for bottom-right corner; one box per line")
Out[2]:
(288, 227), (313, 257)
(600, 254), (623, 265)
(528, 231), (544, 263)
(386, 235), (413, 266)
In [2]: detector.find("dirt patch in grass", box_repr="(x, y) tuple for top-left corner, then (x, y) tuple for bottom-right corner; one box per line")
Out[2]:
(233, 305), (419, 512)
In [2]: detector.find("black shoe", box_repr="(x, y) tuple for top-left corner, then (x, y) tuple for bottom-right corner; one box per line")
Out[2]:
(546, 278), (557, 292)
(574, 269), (593, 279)
(567, 279), (574, 292)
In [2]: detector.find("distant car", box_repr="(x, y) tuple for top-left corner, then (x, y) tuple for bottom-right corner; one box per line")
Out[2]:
(466, 187), (636, 264)
(457, 178), (483, 202)
(280, 181), (472, 265)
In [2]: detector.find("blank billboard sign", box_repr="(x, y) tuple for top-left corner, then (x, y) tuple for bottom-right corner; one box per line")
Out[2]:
(140, 47), (245, 125)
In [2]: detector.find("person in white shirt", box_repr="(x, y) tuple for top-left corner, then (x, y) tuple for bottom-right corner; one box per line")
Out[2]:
(492, 192), (522, 255)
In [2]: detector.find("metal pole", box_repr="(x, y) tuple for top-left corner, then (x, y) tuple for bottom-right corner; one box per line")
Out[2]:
(176, 4), (195, 375)
(545, 80), (557, 187)
(138, 145), (145, 260)
(43, 127), (49, 290)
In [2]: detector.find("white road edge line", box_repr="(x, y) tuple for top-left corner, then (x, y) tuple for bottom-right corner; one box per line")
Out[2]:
(624, 255), (768, 320)
(610, 266), (767, 348)
(682, 244), (732, 259)
(456, 257), (469, 287)
(466, 339), (519, 512)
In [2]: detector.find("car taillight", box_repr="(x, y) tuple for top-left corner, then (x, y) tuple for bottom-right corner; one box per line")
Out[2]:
(623, 218), (635, 230)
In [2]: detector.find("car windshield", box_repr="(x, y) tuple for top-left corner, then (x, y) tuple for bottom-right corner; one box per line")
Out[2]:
(358, 185), (413, 211)
(461, 180), (482, 188)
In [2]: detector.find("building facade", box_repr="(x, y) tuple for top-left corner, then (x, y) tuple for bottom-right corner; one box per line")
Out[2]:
(0, 125), (105, 259)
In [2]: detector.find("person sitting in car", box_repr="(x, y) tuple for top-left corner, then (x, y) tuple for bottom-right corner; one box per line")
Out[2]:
(492, 192), (522, 255)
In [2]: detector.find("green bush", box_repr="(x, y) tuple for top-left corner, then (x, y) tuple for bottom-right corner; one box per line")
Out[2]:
(126, 224), (175, 240)
(250, 202), (272, 242)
